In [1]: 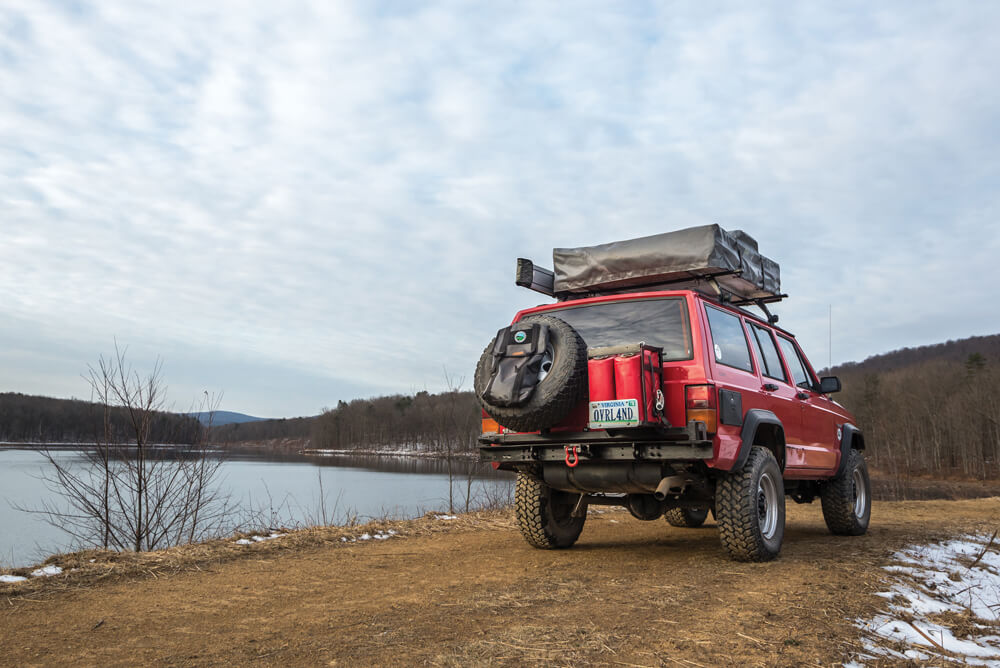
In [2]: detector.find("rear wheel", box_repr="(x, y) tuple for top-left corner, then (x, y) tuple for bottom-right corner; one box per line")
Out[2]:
(716, 446), (785, 562)
(820, 449), (871, 535)
(514, 472), (585, 549)
(664, 507), (709, 528)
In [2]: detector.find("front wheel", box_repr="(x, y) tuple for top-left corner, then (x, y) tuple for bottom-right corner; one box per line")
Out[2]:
(514, 472), (586, 549)
(716, 446), (785, 562)
(820, 449), (871, 535)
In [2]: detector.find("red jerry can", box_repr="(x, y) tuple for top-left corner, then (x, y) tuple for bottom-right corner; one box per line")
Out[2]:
(613, 353), (645, 421)
(588, 356), (616, 403)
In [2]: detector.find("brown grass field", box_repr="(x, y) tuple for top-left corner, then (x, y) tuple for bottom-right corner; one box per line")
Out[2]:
(3, 497), (1000, 667)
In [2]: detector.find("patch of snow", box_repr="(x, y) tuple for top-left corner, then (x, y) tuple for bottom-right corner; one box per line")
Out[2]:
(0, 574), (28, 583)
(434, 514), (458, 521)
(31, 565), (62, 577)
(342, 529), (398, 543)
(854, 533), (1000, 666)
(235, 532), (285, 546)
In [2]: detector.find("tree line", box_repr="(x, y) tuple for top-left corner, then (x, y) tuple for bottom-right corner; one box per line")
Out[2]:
(7, 334), (999, 481)
(209, 415), (313, 443)
(307, 390), (480, 453)
(0, 392), (201, 444)
(833, 347), (1000, 480)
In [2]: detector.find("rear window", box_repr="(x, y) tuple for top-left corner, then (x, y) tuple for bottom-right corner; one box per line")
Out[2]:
(539, 298), (693, 361)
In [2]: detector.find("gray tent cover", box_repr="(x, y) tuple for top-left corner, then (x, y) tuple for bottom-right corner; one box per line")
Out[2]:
(552, 224), (780, 301)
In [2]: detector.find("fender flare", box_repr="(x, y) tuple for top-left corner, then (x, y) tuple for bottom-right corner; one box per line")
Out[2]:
(731, 409), (786, 472)
(835, 424), (865, 478)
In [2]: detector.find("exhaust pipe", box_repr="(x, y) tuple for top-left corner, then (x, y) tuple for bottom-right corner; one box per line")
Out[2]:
(654, 475), (687, 501)
(654, 477), (672, 501)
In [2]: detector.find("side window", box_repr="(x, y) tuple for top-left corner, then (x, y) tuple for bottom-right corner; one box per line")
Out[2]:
(776, 336), (814, 390)
(705, 306), (753, 373)
(750, 324), (788, 382)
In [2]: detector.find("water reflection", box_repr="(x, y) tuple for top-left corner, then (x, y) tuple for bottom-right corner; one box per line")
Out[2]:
(0, 446), (511, 568)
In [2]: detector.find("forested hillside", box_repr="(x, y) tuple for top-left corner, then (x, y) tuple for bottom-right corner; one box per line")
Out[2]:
(209, 415), (314, 443)
(831, 335), (1000, 482)
(308, 391), (479, 453)
(207, 390), (479, 453)
(0, 392), (202, 444)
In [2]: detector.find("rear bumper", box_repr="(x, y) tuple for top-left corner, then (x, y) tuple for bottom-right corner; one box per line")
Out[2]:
(479, 422), (713, 467)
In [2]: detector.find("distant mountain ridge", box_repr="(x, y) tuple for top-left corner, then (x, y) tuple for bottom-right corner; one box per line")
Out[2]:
(189, 411), (269, 427)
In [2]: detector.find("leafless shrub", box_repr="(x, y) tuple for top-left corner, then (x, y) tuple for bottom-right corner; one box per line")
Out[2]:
(20, 344), (232, 552)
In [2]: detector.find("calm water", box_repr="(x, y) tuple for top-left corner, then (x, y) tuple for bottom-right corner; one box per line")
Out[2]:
(0, 446), (511, 568)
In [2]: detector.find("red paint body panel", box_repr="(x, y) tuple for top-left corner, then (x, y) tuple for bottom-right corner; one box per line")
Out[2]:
(510, 289), (857, 479)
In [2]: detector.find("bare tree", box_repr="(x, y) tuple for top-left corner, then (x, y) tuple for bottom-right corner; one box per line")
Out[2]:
(24, 344), (231, 552)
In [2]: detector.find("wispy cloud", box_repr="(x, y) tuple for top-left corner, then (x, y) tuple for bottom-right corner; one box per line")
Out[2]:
(2, 1), (999, 415)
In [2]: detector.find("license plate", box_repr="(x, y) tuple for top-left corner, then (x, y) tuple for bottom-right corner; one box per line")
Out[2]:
(589, 399), (640, 429)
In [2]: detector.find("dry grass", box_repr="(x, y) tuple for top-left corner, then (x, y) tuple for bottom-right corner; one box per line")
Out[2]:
(0, 507), (516, 600)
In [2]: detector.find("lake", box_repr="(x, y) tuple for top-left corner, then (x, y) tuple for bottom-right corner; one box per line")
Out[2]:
(0, 445), (511, 568)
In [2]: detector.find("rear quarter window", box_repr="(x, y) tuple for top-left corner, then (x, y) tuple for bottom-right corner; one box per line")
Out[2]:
(705, 306), (753, 373)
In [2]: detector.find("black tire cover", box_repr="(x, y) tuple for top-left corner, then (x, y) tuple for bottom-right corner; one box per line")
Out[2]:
(475, 314), (587, 432)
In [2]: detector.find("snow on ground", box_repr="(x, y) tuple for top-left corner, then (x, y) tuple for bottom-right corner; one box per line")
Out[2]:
(854, 533), (1000, 666)
(234, 532), (285, 546)
(341, 529), (398, 543)
(0, 574), (28, 583)
(30, 565), (63, 577)
(434, 514), (458, 521)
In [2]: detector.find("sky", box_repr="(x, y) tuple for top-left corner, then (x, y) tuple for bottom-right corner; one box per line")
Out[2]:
(2, 1), (999, 418)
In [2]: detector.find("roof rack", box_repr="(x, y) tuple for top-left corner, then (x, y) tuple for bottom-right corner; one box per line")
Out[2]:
(515, 225), (786, 323)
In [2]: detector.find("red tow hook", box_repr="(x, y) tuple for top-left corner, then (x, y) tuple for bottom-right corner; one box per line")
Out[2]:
(565, 445), (579, 468)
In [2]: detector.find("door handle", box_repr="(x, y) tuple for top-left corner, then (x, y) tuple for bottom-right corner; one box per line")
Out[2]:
(762, 383), (778, 392)
(796, 392), (809, 400)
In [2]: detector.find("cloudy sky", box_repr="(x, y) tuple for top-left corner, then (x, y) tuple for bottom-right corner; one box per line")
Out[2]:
(2, 2), (998, 418)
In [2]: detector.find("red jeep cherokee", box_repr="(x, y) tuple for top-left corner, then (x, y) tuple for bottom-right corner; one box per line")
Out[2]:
(476, 232), (870, 563)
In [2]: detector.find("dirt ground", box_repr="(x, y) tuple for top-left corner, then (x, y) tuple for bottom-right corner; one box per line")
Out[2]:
(3, 498), (1000, 667)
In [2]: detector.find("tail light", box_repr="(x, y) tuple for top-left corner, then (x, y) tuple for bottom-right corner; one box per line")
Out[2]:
(481, 409), (501, 435)
(685, 384), (718, 434)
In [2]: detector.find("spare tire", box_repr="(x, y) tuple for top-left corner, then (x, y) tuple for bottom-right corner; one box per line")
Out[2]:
(475, 314), (587, 432)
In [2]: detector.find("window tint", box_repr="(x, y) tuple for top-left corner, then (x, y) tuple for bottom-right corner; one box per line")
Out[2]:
(777, 336), (813, 390)
(548, 298), (693, 361)
(705, 306), (753, 373)
(750, 324), (787, 382)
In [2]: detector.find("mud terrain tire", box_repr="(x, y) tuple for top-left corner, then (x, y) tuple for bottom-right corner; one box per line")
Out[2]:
(664, 507), (709, 528)
(475, 315), (587, 432)
(716, 446), (785, 562)
(820, 449), (871, 536)
(515, 472), (585, 549)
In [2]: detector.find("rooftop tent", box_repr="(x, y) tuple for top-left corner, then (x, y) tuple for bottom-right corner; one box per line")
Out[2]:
(551, 224), (781, 304)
